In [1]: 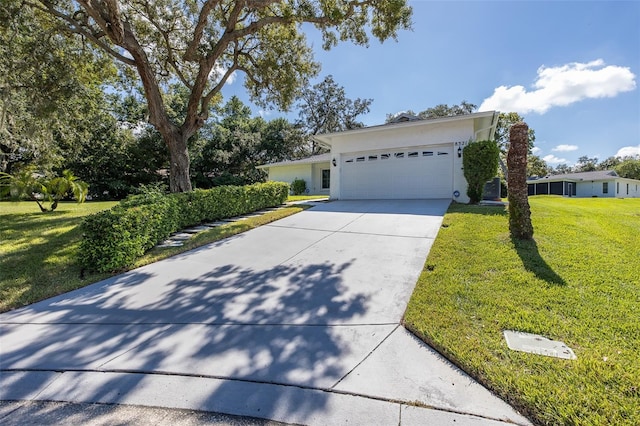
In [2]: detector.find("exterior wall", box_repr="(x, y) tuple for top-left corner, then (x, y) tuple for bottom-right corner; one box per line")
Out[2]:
(615, 178), (640, 198)
(311, 163), (331, 194)
(325, 119), (474, 202)
(266, 162), (331, 194)
(576, 180), (616, 198)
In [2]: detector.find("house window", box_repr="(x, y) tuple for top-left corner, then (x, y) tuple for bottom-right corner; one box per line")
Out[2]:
(321, 169), (330, 189)
(356, 156), (365, 162)
(603, 182), (608, 194)
(394, 152), (404, 158)
(437, 151), (449, 156)
(368, 155), (378, 161)
(408, 151), (418, 158)
(617, 182), (620, 194)
(381, 153), (390, 160)
(345, 158), (353, 163)
(422, 151), (433, 156)
(627, 184), (629, 195)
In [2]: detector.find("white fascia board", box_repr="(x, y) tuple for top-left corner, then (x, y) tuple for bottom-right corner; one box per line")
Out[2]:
(314, 111), (497, 147)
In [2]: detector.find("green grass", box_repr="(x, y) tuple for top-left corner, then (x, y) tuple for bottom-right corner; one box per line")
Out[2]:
(287, 194), (329, 201)
(404, 196), (640, 425)
(0, 201), (117, 312)
(0, 201), (305, 313)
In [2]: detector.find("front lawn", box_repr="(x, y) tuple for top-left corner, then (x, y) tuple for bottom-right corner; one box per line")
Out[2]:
(404, 197), (640, 425)
(0, 201), (305, 313)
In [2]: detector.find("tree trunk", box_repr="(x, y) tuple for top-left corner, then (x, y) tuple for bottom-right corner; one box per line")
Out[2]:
(165, 132), (193, 193)
(507, 122), (533, 240)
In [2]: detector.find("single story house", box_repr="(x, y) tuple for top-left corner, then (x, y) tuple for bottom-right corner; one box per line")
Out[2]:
(527, 170), (640, 198)
(256, 153), (332, 196)
(258, 111), (498, 203)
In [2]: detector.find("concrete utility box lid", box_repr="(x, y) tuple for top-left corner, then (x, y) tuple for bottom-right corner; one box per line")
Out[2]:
(503, 330), (577, 360)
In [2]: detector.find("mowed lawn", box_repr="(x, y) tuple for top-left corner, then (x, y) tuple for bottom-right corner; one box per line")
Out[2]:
(0, 201), (117, 312)
(0, 199), (306, 313)
(404, 196), (640, 425)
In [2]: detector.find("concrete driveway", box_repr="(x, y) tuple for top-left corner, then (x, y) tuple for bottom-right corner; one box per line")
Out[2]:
(0, 200), (530, 425)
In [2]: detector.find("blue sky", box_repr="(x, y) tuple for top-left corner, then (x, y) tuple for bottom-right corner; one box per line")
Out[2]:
(223, 1), (640, 167)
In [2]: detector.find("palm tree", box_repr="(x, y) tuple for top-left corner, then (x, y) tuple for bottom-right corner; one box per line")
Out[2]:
(1, 167), (88, 212)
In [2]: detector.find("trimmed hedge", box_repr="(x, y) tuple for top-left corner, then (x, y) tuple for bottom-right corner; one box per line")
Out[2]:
(79, 182), (289, 272)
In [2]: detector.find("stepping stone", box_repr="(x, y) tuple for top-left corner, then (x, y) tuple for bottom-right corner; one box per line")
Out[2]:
(183, 225), (211, 233)
(170, 233), (193, 241)
(157, 240), (184, 248)
(203, 221), (227, 227)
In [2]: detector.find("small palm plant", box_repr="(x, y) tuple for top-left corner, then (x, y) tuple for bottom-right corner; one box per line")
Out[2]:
(1, 167), (89, 212)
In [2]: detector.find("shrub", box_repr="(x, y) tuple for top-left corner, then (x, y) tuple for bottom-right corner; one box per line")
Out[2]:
(79, 181), (289, 272)
(290, 178), (306, 195)
(463, 140), (500, 204)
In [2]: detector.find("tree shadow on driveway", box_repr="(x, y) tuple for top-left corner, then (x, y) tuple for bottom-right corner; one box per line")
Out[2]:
(0, 259), (372, 423)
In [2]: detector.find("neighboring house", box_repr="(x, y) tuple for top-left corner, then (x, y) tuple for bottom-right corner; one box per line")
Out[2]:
(256, 153), (331, 195)
(527, 170), (640, 198)
(257, 111), (498, 203)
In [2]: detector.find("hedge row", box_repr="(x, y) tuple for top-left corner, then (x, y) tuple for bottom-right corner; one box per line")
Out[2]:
(79, 182), (289, 273)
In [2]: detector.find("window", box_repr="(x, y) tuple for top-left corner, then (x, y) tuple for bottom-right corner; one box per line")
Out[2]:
(345, 158), (353, 163)
(603, 182), (608, 194)
(627, 184), (629, 195)
(437, 151), (449, 156)
(356, 156), (365, 162)
(408, 151), (418, 158)
(394, 152), (404, 158)
(368, 155), (378, 161)
(321, 169), (330, 189)
(617, 182), (620, 194)
(422, 151), (433, 157)
(381, 153), (390, 160)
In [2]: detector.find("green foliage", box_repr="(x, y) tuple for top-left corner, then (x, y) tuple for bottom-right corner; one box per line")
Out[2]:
(386, 100), (476, 122)
(526, 154), (550, 177)
(463, 140), (500, 204)
(290, 178), (307, 195)
(297, 75), (372, 145)
(190, 97), (306, 187)
(615, 156), (640, 180)
(79, 182), (289, 272)
(26, 0), (412, 192)
(1, 167), (88, 212)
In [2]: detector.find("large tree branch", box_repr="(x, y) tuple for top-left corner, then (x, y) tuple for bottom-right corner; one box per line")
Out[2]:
(29, 1), (136, 65)
(184, 0), (219, 61)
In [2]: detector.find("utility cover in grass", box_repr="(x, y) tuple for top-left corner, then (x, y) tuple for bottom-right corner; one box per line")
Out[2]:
(504, 330), (576, 360)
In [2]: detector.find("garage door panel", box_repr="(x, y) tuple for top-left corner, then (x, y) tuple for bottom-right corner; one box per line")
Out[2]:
(341, 146), (453, 199)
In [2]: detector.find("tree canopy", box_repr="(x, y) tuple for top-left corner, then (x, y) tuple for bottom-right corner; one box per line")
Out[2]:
(297, 75), (372, 154)
(386, 100), (476, 122)
(26, 0), (412, 192)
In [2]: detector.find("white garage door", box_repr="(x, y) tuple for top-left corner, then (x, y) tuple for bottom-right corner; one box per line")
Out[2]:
(340, 145), (453, 199)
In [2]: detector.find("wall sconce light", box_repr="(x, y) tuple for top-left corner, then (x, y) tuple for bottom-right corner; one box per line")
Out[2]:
(457, 146), (462, 158)
(332, 158), (337, 167)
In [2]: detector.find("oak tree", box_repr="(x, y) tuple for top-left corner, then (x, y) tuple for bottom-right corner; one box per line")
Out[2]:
(28, 0), (412, 192)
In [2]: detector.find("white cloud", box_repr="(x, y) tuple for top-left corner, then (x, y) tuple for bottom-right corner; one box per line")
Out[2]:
(210, 64), (237, 84)
(531, 146), (541, 154)
(615, 145), (640, 158)
(552, 144), (579, 152)
(543, 154), (568, 164)
(480, 59), (636, 114)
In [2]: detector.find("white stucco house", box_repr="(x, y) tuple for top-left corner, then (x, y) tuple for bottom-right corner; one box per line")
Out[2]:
(527, 170), (640, 198)
(257, 111), (499, 203)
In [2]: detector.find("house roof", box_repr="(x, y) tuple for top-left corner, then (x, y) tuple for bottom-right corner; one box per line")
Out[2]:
(312, 110), (498, 147)
(527, 170), (619, 183)
(256, 153), (331, 169)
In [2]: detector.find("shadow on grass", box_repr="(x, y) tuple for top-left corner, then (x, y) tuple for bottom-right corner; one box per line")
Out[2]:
(511, 237), (566, 285)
